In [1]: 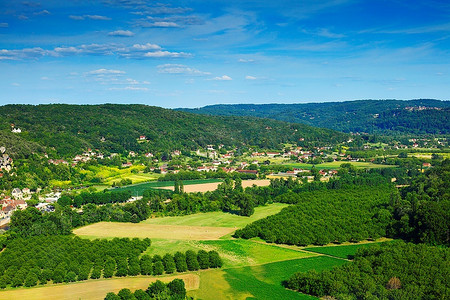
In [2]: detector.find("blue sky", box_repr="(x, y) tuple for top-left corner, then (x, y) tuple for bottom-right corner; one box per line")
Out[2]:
(0, 0), (449, 108)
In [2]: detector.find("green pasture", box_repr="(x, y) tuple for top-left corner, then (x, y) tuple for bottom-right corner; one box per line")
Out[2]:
(109, 178), (222, 196)
(189, 256), (347, 300)
(142, 203), (288, 227)
(287, 161), (396, 170)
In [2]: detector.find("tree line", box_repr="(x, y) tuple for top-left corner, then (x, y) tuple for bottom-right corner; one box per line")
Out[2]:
(105, 279), (187, 300)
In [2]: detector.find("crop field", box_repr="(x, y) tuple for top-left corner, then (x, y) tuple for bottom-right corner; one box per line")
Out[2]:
(287, 161), (396, 170)
(73, 222), (235, 240)
(157, 179), (271, 193)
(143, 203), (288, 227)
(109, 178), (222, 195)
(189, 256), (347, 300)
(0, 274), (199, 300)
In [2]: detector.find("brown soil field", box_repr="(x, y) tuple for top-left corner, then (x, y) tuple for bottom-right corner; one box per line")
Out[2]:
(73, 222), (236, 240)
(0, 274), (199, 300)
(157, 179), (271, 193)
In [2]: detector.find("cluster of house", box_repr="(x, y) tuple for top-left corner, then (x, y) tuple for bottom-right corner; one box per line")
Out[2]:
(0, 195), (27, 221)
(48, 149), (106, 166)
(0, 147), (13, 174)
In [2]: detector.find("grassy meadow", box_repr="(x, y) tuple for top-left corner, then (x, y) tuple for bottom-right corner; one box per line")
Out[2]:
(142, 203), (288, 227)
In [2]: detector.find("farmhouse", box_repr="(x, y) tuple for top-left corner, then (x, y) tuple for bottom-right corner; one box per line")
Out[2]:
(237, 169), (258, 174)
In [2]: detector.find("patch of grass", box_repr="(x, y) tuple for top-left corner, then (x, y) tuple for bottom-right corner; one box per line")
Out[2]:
(142, 203), (289, 228)
(189, 256), (347, 300)
(73, 222), (235, 240)
(144, 239), (315, 268)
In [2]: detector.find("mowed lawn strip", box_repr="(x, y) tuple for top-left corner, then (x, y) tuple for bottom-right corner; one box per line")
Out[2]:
(0, 274), (199, 300)
(143, 203), (288, 227)
(73, 222), (235, 240)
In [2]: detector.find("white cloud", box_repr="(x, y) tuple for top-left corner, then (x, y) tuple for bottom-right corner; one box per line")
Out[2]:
(141, 21), (179, 28)
(108, 30), (135, 37)
(0, 43), (191, 60)
(41, 76), (49, 80)
(245, 75), (257, 80)
(11, 83), (20, 86)
(34, 10), (51, 16)
(87, 69), (125, 75)
(69, 15), (111, 21)
(238, 58), (255, 63)
(0, 23), (8, 28)
(157, 64), (210, 75)
(69, 15), (84, 20)
(108, 86), (149, 91)
(211, 75), (232, 81)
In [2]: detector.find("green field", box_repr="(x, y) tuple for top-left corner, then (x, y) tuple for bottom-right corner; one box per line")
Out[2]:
(145, 239), (315, 268)
(189, 256), (347, 300)
(109, 178), (222, 196)
(143, 203), (288, 227)
(287, 161), (396, 170)
(304, 243), (381, 259)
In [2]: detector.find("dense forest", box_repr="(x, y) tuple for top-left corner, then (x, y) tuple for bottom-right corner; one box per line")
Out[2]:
(234, 184), (395, 245)
(286, 241), (449, 299)
(0, 104), (347, 157)
(180, 99), (450, 135)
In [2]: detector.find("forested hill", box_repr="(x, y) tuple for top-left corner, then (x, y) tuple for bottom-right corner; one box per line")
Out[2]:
(0, 104), (347, 157)
(179, 99), (450, 135)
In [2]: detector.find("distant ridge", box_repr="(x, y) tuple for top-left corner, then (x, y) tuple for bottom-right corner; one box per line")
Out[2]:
(0, 104), (347, 157)
(178, 99), (450, 135)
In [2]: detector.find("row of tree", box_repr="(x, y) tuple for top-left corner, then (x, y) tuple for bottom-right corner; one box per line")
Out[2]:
(285, 241), (449, 299)
(105, 279), (187, 300)
(0, 235), (222, 289)
(0, 236), (150, 288)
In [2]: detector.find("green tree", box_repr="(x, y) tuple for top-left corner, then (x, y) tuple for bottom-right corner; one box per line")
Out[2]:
(139, 255), (153, 275)
(197, 250), (210, 269)
(162, 253), (176, 274)
(185, 250), (200, 271)
(103, 257), (116, 278)
(167, 278), (186, 299)
(152, 261), (164, 275)
(174, 252), (188, 272)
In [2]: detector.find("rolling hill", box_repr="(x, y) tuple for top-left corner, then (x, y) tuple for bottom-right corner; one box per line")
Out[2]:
(0, 104), (347, 157)
(179, 99), (450, 135)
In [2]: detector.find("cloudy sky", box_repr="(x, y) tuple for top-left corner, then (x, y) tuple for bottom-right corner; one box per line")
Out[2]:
(0, 0), (449, 107)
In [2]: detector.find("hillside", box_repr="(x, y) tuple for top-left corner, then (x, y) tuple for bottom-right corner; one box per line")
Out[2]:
(0, 104), (347, 157)
(179, 99), (450, 135)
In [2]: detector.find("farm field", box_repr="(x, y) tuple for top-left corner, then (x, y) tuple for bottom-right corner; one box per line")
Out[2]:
(287, 161), (396, 169)
(189, 256), (347, 300)
(157, 179), (271, 193)
(0, 274), (199, 300)
(73, 222), (235, 240)
(143, 203), (288, 227)
(109, 178), (222, 196)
